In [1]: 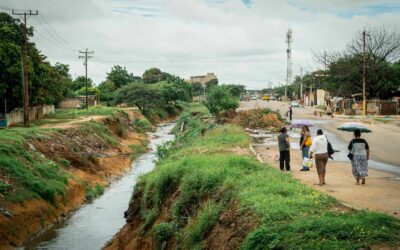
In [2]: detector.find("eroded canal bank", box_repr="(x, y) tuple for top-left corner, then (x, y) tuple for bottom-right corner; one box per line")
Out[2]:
(23, 123), (175, 250)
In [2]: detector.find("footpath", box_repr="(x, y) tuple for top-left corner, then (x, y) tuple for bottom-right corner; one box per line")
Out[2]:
(252, 144), (400, 218)
(245, 100), (400, 219)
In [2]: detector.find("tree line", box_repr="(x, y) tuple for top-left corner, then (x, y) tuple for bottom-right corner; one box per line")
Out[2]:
(274, 26), (400, 100)
(1, 11), (246, 118)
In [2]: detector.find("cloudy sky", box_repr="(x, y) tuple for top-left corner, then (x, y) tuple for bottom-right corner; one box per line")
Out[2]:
(1, 0), (400, 89)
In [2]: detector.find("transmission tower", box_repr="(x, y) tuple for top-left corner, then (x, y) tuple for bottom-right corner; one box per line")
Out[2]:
(285, 27), (293, 99)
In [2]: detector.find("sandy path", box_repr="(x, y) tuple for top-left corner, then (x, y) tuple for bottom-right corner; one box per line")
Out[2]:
(253, 144), (400, 218)
(39, 115), (108, 129)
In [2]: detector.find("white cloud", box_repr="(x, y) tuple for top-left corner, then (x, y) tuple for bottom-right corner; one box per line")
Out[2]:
(1, 0), (400, 89)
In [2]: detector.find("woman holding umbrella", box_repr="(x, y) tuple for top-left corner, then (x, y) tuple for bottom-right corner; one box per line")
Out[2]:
(299, 125), (312, 171)
(348, 129), (370, 185)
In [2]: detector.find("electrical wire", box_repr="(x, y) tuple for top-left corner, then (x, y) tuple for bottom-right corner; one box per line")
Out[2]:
(33, 15), (77, 52)
(38, 14), (79, 51)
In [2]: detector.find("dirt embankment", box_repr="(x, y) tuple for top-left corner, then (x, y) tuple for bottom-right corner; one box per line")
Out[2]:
(0, 111), (149, 249)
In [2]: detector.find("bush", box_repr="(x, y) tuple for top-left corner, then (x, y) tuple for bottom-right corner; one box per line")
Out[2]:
(153, 222), (176, 243)
(133, 118), (151, 133)
(205, 86), (239, 115)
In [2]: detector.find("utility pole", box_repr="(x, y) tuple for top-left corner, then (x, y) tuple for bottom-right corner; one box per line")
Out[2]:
(79, 49), (94, 109)
(300, 67), (303, 101)
(12, 10), (38, 127)
(362, 30), (367, 116)
(286, 27), (293, 100)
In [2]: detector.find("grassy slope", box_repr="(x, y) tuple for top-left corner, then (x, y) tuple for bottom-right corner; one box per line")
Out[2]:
(0, 107), (150, 204)
(129, 103), (400, 249)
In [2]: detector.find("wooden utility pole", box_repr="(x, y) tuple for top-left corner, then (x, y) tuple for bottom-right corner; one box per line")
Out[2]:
(12, 10), (38, 127)
(362, 30), (367, 116)
(300, 67), (303, 101)
(79, 49), (94, 109)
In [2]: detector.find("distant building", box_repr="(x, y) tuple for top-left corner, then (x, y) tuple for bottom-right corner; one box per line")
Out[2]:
(188, 73), (218, 84)
(58, 96), (98, 109)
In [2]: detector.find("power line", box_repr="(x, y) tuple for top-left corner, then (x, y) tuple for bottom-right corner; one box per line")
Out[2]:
(38, 14), (79, 51)
(33, 15), (77, 52)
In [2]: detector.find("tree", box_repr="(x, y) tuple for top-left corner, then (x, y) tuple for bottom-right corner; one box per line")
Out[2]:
(159, 80), (192, 105)
(71, 76), (93, 91)
(75, 86), (100, 99)
(224, 84), (246, 97)
(0, 12), (74, 111)
(205, 86), (239, 115)
(106, 65), (137, 88)
(98, 80), (117, 102)
(115, 83), (163, 114)
(142, 68), (163, 84)
(205, 78), (218, 91)
(192, 82), (205, 96)
(312, 26), (400, 99)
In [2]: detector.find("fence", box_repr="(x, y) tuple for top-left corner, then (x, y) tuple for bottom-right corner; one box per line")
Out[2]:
(5, 105), (55, 127)
(335, 99), (399, 116)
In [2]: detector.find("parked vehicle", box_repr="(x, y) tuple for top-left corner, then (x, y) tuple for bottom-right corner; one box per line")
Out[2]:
(290, 101), (300, 107)
(262, 95), (270, 101)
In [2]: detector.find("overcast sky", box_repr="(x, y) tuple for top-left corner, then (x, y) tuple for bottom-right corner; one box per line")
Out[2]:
(1, 0), (400, 89)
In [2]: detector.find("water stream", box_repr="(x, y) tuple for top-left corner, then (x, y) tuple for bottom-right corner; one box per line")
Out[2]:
(23, 123), (176, 250)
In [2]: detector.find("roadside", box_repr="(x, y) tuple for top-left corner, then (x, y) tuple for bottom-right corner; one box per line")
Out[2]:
(105, 103), (400, 250)
(242, 100), (400, 218)
(241, 100), (400, 171)
(253, 144), (400, 218)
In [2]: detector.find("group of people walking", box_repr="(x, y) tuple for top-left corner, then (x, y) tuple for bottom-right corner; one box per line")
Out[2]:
(278, 126), (370, 186)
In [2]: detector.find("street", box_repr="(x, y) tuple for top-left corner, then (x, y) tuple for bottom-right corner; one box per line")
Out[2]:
(240, 100), (400, 174)
(242, 100), (400, 218)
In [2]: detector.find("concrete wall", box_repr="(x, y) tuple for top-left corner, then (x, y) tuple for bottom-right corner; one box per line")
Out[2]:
(7, 105), (55, 126)
(316, 89), (326, 106)
(58, 96), (98, 109)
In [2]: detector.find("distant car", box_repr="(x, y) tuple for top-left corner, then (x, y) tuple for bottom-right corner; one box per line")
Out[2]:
(251, 95), (258, 100)
(262, 95), (269, 101)
(290, 101), (300, 107)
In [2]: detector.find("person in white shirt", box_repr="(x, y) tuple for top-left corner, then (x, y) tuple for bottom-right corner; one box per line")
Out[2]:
(309, 129), (329, 186)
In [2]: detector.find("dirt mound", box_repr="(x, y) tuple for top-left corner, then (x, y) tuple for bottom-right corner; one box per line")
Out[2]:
(218, 108), (284, 131)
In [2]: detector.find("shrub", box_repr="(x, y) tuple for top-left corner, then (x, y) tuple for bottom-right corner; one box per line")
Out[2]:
(153, 222), (176, 244)
(205, 86), (239, 115)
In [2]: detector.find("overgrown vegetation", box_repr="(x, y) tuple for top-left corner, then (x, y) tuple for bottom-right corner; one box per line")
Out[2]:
(0, 128), (68, 202)
(205, 85), (239, 115)
(85, 184), (105, 202)
(0, 110), (147, 204)
(124, 103), (400, 249)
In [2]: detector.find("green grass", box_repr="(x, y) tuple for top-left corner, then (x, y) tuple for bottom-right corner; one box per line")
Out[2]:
(79, 121), (117, 146)
(129, 103), (400, 249)
(85, 183), (105, 202)
(129, 139), (150, 158)
(45, 106), (118, 120)
(0, 110), (132, 203)
(0, 127), (68, 202)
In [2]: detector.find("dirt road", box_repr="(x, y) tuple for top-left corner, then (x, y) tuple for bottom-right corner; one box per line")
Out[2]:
(243, 100), (400, 218)
(253, 144), (400, 218)
(241, 100), (400, 173)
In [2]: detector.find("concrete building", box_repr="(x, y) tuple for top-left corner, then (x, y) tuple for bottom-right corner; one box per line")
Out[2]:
(188, 73), (217, 84)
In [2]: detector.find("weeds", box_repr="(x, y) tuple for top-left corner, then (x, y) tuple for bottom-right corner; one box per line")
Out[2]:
(133, 118), (151, 133)
(127, 103), (400, 249)
(85, 184), (105, 202)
